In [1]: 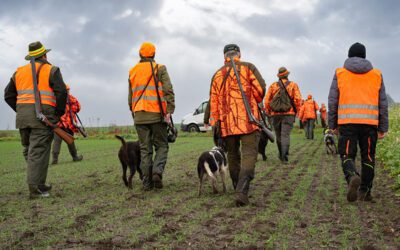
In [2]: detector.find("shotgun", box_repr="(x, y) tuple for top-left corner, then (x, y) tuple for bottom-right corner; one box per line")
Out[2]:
(67, 96), (88, 138)
(30, 58), (74, 145)
(229, 56), (275, 143)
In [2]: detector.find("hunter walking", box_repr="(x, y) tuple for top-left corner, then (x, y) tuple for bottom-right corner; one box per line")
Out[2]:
(51, 84), (83, 164)
(129, 42), (175, 190)
(4, 41), (67, 198)
(299, 94), (319, 140)
(320, 103), (327, 129)
(208, 44), (266, 206)
(328, 42), (389, 202)
(265, 67), (302, 164)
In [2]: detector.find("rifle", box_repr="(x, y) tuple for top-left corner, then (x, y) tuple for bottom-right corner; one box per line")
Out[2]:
(30, 58), (74, 145)
(229, 56), (275, 143)
(67, 96), (88, 137)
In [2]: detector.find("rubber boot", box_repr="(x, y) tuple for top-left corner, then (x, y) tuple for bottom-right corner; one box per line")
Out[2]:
(281, 145), (289, 164)
(235, 176), (251, 207)
(68, 142), (83, 162)
(142, 175), (154, 191)
(29, 185), (50, 199)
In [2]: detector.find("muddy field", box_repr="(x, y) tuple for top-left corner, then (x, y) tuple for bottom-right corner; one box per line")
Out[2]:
(0, 132), (399, 249)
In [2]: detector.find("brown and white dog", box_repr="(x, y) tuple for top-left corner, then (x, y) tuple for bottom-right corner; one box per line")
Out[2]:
(115, 135), (143, 189)
(197, 146), (228, 196)
(324, 129), (338, 155)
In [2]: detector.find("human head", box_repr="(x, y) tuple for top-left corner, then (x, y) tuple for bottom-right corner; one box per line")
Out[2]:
(277, 67), (290, 79)
(25, 41), (51, 61)
(308, 94), (312, 99)
(348, 42), (366, 59)
(66, 84), (70, 91)
(223, 44), (241, 59)
(139, 42), (156, 59)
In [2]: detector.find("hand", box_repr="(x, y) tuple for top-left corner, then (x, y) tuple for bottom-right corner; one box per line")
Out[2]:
(164, 113), (172, 124)
(204, 123), (209, 129)
(332, 128), (338, 135)
(378, 131), (387, 139)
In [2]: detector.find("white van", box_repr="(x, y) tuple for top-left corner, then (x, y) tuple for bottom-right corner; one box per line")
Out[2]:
(181, 101), (212, 132)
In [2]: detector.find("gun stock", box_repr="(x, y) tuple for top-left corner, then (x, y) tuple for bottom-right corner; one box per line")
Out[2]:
(53, 127), (75, 145)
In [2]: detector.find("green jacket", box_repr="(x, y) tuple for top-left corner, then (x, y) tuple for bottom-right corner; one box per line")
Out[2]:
(128, 59), (175, 125)
(4, 58), (67, 129)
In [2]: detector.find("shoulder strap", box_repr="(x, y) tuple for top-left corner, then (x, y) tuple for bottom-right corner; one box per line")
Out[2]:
(278, 80), (297, 114)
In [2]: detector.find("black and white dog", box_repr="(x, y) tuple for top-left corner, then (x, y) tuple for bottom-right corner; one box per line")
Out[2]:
(197, 146), (228, 196)
(324, 129), (338, 155)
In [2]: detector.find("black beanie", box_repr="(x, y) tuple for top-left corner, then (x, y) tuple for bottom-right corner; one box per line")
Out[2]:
(348, 42), (366, 58)
(223, 44), (240, 54)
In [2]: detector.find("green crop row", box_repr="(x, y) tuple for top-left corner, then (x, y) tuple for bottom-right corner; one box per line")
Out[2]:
(377, 105), (400, 193)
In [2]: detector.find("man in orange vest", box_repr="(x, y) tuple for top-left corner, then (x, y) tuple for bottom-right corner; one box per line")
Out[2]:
(265, 67), (302, 164)
(51, 84), (83, 164)
(128, 42), (175, 191)
(320, 103), (327, 129)
(208, 44), (265, 206)
(328, 42), (389, 202)
(299, 94), (319, 140)
(4, 41), (67, 198)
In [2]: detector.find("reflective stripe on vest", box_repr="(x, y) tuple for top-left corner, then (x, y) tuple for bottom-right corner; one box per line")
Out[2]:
(336, 67), (381, 126)
(129, 61), (167, 113)
(15, 63), (56, 107)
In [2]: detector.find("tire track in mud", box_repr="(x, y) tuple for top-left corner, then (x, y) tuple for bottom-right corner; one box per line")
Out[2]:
(356, 163), (400, 249)
(147, 140), (308, 248)
(287, 145), (340, 248)
(176, 140), (322, 249)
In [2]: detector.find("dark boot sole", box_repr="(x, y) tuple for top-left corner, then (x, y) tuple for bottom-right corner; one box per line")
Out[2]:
(347, 176), (361, 202)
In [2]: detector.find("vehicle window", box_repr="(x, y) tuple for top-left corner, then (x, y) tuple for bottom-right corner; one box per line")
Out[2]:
(197, 104), (204, 114)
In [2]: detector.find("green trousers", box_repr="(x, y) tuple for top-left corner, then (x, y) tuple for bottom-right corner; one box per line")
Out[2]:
(52, 133), (79, 160)
(19, 128), (53, 189)
(224, 131), (260, 194)
(135, 122), (169, 178)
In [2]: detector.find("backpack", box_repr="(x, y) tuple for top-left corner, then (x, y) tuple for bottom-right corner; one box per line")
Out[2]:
(270, 80), (294, 113)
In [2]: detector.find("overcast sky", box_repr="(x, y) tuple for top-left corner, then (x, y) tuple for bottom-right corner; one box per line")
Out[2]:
(1, 0), (399, 129)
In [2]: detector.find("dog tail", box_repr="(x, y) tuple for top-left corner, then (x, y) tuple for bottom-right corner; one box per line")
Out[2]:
(115, 135), (126, 147)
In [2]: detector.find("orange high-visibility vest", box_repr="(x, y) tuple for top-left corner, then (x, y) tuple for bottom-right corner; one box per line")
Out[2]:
(15, 63), (56, 107)
(129, 61), (166, 113)
(336, 68), (381, 126)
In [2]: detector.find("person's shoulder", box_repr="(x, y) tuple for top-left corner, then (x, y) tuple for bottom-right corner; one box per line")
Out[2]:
(239, 61), (257, 70)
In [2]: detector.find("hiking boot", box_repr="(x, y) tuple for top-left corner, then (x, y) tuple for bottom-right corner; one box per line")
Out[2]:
(347, 175), (361, 202)
(142, 176), (154, 191)
(152, 173), (163, 189)
(235, 193), (249, 207)
(38, 184), (52, 192)
(358, 189), (373, 202)
(29, 188), (50, 199)
(72, 155), (83, 162)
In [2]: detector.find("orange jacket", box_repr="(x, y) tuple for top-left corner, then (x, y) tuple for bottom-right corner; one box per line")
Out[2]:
(299, 98), (319, 120)
(129, 61), (166, 114)
(209, 57), (265, 137)
(58, 94), (81, 133)
(264, 79), (302, 116)
(15, 63), (56, 107)
(320, 104), (327, 121)
(337, 68), (381, 126)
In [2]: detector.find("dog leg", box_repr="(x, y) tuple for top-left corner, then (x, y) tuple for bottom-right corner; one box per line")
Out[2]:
(204, 163), (218, 194)
(128, 167), (135, 189)
(122, 162), (128, 187)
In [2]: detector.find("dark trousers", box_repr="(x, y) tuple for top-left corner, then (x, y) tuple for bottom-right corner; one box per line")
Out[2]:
(135, 122), (169, 178)
(321, 118), (327, 129)
(305, 119), (315, 139)
(52, 133), (79, 160)
(19, 128), (53, 189)
(338, 124), (378, 192)
(224, 131), (260, 194)
(272, 115), (295, 160)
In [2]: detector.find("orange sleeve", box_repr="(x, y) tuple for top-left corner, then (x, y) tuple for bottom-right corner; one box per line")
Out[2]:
(209, 72), (221, 126)
(264, 84), (274, 116)
(292, 84), (302, 112)
(314, 102), (319, 111)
